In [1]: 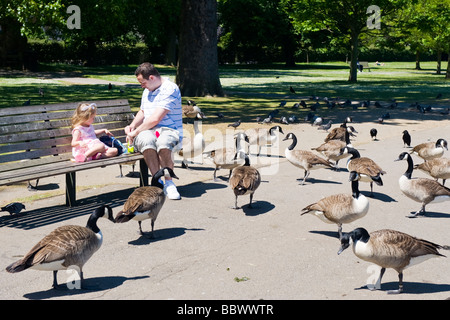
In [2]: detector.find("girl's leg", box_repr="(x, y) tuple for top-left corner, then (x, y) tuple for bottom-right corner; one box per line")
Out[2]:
(102, 147), (118, 159)
(85, 142), (107, 159)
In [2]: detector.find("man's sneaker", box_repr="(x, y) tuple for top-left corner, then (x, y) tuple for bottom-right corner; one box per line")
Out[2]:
(164, 180), (181, 200)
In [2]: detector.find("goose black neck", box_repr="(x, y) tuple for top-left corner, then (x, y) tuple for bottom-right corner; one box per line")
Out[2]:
(344, 130), (351, 145)
(351, 180), (360, 198)
(288, 135), (297, 150)
(349, 148), (360, 159)
(404, 154), (414, 179)
(151, 173), (165, 189)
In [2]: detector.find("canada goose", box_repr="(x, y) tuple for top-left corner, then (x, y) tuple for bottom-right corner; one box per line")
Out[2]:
(6, 205), (114, 290)
(115, 167), (178, 238)
(402, 130), (411, 148)
(283, 132), (333, 185)
(312, 127), (352, 170)
(182, 101), (205, 119)
(395, 152), (450, 218)
(415, 157), (450, 185)
(301, 171), (369, 239)
(179, 119), (205, 168)
(229, 155), (261, 209)
(338, 227), (447, 294)
(324, 126), (357, 143)
(245, 125), (284, 156)
(410, 138), (448, 160)
(339, 147), (386, 197)
(204, 132), (248, 181)
(1, 202), (26, 215)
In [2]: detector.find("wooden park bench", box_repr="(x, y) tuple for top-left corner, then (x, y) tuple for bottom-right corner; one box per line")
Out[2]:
(348, 61), (371, 72)
(0, 99), (148, 207)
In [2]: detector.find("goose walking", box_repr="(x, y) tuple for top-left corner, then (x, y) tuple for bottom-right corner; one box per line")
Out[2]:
(229, 155), (261, 209)
(204, 132), (248, 181)
(324, 125), (357, 143)
(283, 132), (333, 185)
(339, 147), (385, 197)
(415, 157), (450, 185)
(245, 125), (284, 156)
(115, 167), (179, 238)
(395, 152), (450, 218)
(410, 138), (447, 160)
(301, 171), (369, 239)
(6, 205), (115, 290)
(311, 126), (352, 171)
(338, 227), (447, 294)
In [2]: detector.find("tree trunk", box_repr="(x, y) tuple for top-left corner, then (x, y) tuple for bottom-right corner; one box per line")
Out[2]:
(415, 50), (421, 70)
(176, 0), (224, 97)
(446, 52), (450, 80)
(348, 33), (359, 82)
(436, 49), (442, 75)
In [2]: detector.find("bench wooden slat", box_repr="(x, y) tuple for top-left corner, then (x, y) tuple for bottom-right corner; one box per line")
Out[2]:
(0, 99), (130, 116)
(0, 153), (144, 185)
(0, 113), (132, 135)
(0, 105), (133, 127)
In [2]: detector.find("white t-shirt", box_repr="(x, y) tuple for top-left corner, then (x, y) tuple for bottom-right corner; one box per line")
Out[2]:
(140, 77), (183, 140)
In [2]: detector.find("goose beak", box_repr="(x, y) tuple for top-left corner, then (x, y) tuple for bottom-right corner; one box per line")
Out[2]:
(337, 242), (349, 255)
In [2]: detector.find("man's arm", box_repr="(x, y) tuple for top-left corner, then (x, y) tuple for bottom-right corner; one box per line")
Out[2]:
(126, 107), (170, 143)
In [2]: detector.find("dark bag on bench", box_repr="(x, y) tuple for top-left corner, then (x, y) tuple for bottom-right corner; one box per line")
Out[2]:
(99, 135), (126, 155)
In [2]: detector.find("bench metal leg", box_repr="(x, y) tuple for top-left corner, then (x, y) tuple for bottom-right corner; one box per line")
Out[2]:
(139, 159), (149, 187)
(66, 172), (76, 207)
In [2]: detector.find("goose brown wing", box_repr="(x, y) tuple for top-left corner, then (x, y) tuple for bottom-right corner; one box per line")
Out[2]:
(124, 187), (165, 214)
(10, 226), (96, 271)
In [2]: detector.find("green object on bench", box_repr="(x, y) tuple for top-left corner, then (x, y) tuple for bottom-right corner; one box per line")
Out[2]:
(0, 99), (148, 206)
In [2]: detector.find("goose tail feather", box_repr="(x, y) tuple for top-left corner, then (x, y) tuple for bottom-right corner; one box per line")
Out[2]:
(114, 211), (134, 223)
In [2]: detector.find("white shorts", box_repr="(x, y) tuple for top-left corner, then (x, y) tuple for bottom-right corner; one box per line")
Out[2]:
(133, 127), (180, 153)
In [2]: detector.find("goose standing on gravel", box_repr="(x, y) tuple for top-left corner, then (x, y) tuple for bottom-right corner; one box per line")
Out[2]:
(179, 118), (205, 168)
(324, 126), (357, 143)
(204, 132), (248, 181)
(338, 227), (447, 294)
(283, 132), (333, 185)
(415, 157), (450, 185)
(245, 125), (284, 156)
(339, 147), (385, 197)
(115, 167), (179, 238)
(311, 127), (352, 171)
(6, 205), (115, 290)
(410, 138), (447, 160)
(301, 171), (369, 239)
(395, 152), (450, 218)
(229, 155), (261, 209)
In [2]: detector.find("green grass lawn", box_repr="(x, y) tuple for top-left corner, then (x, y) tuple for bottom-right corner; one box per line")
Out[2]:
(0, 61), (448, 124)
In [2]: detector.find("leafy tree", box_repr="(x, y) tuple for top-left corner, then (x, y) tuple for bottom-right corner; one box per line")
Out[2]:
(218, 0), (298, 66)
(285, 0), (404, 82)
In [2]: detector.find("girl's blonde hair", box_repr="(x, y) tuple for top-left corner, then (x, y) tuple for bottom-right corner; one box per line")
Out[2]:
(71, 103), (97, 128)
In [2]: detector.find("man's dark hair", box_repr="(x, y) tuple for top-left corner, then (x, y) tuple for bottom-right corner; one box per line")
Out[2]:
(135, 62), (160, 79)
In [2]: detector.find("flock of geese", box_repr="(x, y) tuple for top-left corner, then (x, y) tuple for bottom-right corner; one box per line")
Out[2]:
(5, 100), (450, 295)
